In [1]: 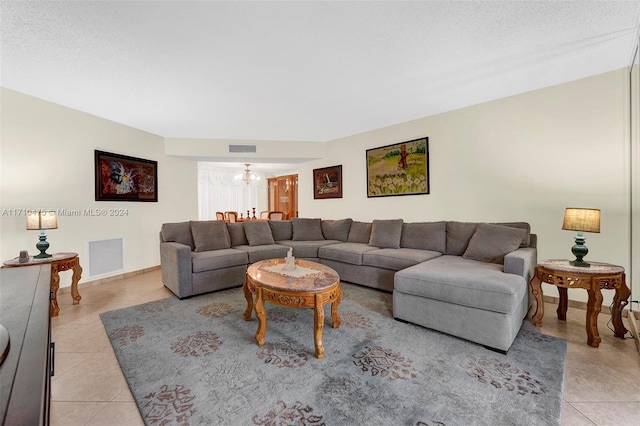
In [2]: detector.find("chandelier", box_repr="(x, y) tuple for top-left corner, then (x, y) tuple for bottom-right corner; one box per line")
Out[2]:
(241, 163), (259, 185)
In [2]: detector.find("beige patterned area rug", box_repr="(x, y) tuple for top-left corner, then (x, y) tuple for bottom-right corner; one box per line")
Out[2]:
(100, 282), (566, 425)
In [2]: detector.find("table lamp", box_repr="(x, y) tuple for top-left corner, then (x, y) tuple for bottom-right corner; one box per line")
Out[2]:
(26, 211), (58, 258)
(562, 207), (600, 267)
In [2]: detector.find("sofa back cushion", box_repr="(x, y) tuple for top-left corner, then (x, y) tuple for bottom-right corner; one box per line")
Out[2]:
(369, 219), (404, 249)
(227, 223), (249, 246)
(462, 223), (527, 264)
(348, 221), (372, 243)
(190, 220), (231, 252)
(400, 221), (446, 253)
(269, 220), (293, 241)
(291, 218), (325, 241)
(160, 221), (195, 250)
(494, 222), (531, 247)
(244, 221), (275, 246)
(445, 221), (478, 255)
(321, 218), (353, 241)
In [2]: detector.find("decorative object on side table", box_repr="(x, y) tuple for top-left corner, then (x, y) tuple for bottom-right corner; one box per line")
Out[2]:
(562, 207), (600, 267)
(26, 210), (58, 258)
(530, 259), (629, 347)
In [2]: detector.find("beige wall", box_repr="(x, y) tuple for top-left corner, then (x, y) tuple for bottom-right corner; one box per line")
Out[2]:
(298, 69), (629, 306)
(0, 88), (198, 286)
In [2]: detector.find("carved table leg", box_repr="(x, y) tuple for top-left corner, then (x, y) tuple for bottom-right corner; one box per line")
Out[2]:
(557, 287), (568, 321)
(530, 274), (544, 326)
(243, 277), (253, 321)
(611, 273), (630, 339)
(331, 287), (342, 329)
(50, 268), (61, 317)
(586, 286), (603, 348)
(254, 288), (266, 346)
(314, 295), (325, 359)
(71, 259), (82, 305)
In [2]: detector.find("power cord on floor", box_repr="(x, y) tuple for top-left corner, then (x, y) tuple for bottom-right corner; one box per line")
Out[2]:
(606, 299), (616, 335)
(606, 300), (638, 338)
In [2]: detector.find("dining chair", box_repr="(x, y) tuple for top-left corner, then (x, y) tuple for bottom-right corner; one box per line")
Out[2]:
(260, 211), (269, 219)
(216, 212), (225, 221)
(225, 211), (238, 223)
(268, 211), (284, 220)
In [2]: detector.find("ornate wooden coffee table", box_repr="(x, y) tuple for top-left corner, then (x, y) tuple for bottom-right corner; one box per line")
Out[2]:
(243, 258), (341, 359)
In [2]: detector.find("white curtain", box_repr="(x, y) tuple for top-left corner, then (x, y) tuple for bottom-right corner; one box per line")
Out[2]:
(197, 164), (263, 220)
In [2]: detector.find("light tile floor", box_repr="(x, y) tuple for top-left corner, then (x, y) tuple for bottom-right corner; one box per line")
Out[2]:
(50, 269), (640, 425)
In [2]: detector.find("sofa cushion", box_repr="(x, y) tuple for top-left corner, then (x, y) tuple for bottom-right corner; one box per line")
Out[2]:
(190, 220), (231, 252)
(445, 221), (478, 255)
(369, 219), (404, 249)
(363, 248), (442, 271)
(243, 221), (275, 246)
(318, 242), (379, 265)
(394, 255), (527, 314)
(227, 223), (248, 247)
(463, 223), (526, 264)
(233, 244), (289, 263)
(400, 221), (446, 253)
(191, 248), (248, 273)
(291, 218), (325, 241)
(161, 222), (195, 250)
(277, 240), (340, 258)
(495, 222), (531, 247)
(269, 220), (293, 241)
(321, 218), (353, 241)
(347, 221), (372, 244)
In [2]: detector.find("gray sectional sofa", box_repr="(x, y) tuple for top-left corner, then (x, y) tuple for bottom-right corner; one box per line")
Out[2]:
(159, 217), (536, 352)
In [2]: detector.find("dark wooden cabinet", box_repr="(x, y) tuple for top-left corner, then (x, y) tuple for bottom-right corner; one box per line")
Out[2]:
(0, 265), (53, 425)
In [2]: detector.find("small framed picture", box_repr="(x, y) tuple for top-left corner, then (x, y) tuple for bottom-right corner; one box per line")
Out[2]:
(313, 165), (343, 199)
(366, 137), (429, 197)
(95, 150), (158, 202)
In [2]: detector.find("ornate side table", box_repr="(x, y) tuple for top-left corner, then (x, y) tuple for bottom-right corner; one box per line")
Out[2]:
(530, 259), (630, 348)
(3, 252), (82, 317)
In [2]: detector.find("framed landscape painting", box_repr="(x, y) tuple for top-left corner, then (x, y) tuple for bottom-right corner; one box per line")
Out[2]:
(313, 165), (343, 199)
(95, 150), (158, 202)
(366, 137), (429, 197)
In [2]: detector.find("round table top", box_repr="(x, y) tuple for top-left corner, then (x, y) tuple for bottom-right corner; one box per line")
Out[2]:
(538, 259), (624, 275)
(247, 258), (339, 292)
(3, 252), (78, 267)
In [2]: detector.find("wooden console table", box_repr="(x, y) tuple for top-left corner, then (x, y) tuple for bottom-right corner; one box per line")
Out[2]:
(530, 259), (630, 348)
(3, 252), (82, 317)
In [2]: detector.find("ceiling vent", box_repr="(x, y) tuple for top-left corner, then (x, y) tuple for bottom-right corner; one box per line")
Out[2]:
(228, 144), (257, 153)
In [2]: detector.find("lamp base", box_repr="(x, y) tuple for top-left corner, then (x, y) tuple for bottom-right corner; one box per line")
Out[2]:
(569, 259), (590, 267)
(570, 233), (590, 268)
(34, 233), (52, 259)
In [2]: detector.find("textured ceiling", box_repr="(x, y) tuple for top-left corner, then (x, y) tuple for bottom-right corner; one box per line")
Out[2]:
(2, 1), (640, 142)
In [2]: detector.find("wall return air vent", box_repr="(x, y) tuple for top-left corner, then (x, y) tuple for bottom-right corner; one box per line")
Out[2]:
(228, 144), (257, 153)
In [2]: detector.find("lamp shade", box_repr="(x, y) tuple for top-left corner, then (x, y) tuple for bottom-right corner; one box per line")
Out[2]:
(26, 211), (58, 230)
(562, 208), (600, 233)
